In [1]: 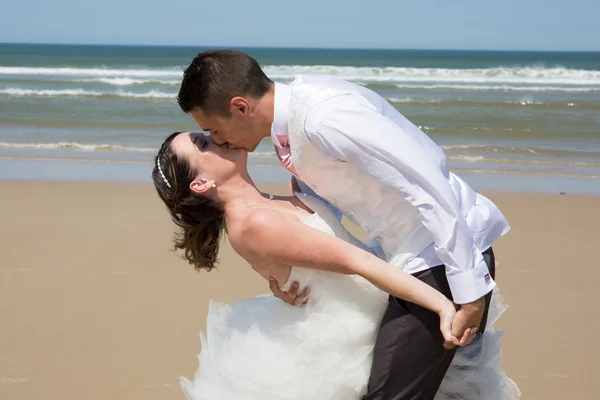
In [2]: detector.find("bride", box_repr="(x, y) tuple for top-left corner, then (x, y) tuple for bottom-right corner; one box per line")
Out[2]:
(152, 131), (519, 399)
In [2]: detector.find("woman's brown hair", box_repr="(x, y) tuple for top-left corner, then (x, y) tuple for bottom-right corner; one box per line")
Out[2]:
(152, 132), (224, 271)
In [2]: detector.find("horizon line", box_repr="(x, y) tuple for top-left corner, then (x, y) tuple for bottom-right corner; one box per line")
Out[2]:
(1, 41), (600, 54)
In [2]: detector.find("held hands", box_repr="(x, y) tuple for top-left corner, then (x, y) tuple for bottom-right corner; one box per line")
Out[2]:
(269, 277), (310, 306)
(442, 296), (486, 350)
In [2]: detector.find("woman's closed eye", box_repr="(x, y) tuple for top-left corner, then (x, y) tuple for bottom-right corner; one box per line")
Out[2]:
(193, 136), (209, 151)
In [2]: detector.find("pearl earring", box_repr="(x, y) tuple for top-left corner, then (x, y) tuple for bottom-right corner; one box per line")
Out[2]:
(212, 183), (217, 189)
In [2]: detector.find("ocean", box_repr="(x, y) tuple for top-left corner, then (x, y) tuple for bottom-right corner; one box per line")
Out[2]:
(0, 43), (599, 193)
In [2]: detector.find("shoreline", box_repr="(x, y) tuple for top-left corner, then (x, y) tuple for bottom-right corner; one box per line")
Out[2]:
(1, 178), (600, 197)
(2, 155), (598, 195)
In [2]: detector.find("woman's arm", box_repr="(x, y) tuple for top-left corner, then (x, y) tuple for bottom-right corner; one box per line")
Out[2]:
(230, 208), (466, 346)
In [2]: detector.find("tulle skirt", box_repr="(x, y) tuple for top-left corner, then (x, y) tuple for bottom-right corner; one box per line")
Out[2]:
(180, 284), (519, 400)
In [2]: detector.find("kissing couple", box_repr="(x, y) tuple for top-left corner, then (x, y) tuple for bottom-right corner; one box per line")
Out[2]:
(152, 50), (521, 399)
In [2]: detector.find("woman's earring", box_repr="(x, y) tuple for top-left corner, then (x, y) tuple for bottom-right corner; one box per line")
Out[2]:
(212, 183), (217, 189)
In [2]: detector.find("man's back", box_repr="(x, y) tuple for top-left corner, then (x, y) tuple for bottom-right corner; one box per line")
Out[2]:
(294, 75), (450, 172)
(286, 74), (509, 287)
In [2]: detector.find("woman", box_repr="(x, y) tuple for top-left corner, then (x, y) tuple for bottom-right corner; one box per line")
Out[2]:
(152, 131), (519, 399)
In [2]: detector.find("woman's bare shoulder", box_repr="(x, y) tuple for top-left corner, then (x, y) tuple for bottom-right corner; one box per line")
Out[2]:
(226, 208), (292, 284)
(227, 208), (291, 259)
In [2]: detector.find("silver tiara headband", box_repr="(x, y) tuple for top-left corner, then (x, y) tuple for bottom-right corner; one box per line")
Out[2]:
(157, 158), (171, 188)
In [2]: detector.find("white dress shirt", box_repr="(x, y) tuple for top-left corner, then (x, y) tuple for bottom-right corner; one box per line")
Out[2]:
(271, 76), (510, 304)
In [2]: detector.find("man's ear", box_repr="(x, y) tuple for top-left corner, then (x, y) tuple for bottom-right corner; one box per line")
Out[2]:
(230, 96), (251, 115)
(190, 178), (216, 195)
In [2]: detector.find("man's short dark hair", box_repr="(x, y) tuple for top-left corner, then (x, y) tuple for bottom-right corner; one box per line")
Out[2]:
(177, 50), (273, 116)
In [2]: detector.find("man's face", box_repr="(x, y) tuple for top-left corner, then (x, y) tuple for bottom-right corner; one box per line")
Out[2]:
(189, 102), (264, 152)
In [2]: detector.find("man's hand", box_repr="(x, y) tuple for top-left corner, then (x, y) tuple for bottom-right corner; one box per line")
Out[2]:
(269, 277), (310, 306)
(444, 297), (486, 349)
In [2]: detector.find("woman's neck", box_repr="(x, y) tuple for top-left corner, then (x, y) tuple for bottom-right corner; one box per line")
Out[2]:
(219, 173), (276, 213)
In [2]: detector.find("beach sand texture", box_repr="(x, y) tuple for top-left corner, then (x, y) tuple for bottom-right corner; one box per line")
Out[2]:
(1, 181), (598, 399)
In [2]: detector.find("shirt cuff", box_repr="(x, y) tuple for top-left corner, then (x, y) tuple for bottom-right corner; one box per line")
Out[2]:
(446, 260), (496, 304)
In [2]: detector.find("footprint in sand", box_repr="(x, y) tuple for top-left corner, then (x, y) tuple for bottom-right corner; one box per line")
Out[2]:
(0, 377), (29, 384)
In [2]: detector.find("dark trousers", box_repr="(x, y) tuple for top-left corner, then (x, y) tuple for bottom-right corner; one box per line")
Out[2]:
(362, 247), (496, 400)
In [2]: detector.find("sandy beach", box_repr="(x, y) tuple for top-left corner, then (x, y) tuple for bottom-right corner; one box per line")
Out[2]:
(1, 180), (598, 399)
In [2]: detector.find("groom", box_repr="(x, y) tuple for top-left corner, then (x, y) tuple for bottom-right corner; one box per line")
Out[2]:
(176, 50), (510, 400)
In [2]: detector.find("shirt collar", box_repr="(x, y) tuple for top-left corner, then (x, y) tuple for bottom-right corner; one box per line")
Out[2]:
(270, 82), (291, 148)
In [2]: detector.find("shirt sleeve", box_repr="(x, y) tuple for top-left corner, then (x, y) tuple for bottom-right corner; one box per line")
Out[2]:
(304, 93), (495, 304)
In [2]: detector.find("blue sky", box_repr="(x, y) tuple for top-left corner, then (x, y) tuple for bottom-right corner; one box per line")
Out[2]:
(1, 0), (598, 51)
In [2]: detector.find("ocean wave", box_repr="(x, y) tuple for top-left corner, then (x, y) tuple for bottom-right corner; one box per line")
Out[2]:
(447, 155), (600, 167)
(391, 83), (600, 92)
(509, 97), (544, 105)
(1, 153), (596, 178)
(386, 97), (444, 104)
(386, 97), (598, 109)
(0, 66), (182, 78)
(441, 144), (600, 159)
(3, 86), (595, 107)
(384, 97), (415, 103)
(448, 155), (486, 162)
(0, 141), (278, 158)
(250, 151), (277, 158)
(2, 65), (600, 89)
(449, 167), (599, 179)
(0, 88), (175, 99)
(442, 144), (541, 154)
(263, 65), (600, 86)
(74, 77), (180, 86)
(0, 142), (156, 152)
(2, 142), (598, 166)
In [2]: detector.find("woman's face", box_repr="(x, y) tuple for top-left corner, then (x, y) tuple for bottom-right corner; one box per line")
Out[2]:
(170, 132), (247, 190)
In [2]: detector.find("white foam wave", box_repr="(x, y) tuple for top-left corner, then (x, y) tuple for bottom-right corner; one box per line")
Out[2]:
(449, 155), (486, 162)
(511, 96), (543, 105)
(75, 77), (180, 86)
(385, 97), (414, 103)
(0, 88), (175, 99)
(392, 83), (599, 92)
(0, 66), (182, 78)
(3, 142), (598, 168)
(0, 141), (281, 158)
(0, 140), (486, 155)
(442, 145), (549, 156)
(264, 65), (600, 86)
(250, 151), (277, 158)
(2, 86), (591, 102)
(0, 142), (155, 152)
(3, 65), (600, 89)
(386, 97), (595, 107)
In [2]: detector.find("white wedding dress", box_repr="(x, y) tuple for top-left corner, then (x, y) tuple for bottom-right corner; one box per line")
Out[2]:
(180, 194), (521, 400)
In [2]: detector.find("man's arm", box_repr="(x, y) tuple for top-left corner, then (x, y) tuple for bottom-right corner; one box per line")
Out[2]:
(304, 93), (495, 305)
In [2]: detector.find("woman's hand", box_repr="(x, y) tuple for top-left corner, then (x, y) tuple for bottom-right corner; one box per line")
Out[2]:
(438, 300), (460, 349)
(439, 300), (479, 350)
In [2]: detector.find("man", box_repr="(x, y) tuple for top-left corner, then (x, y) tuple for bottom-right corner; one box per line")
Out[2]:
(176, 50), (510, 400)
